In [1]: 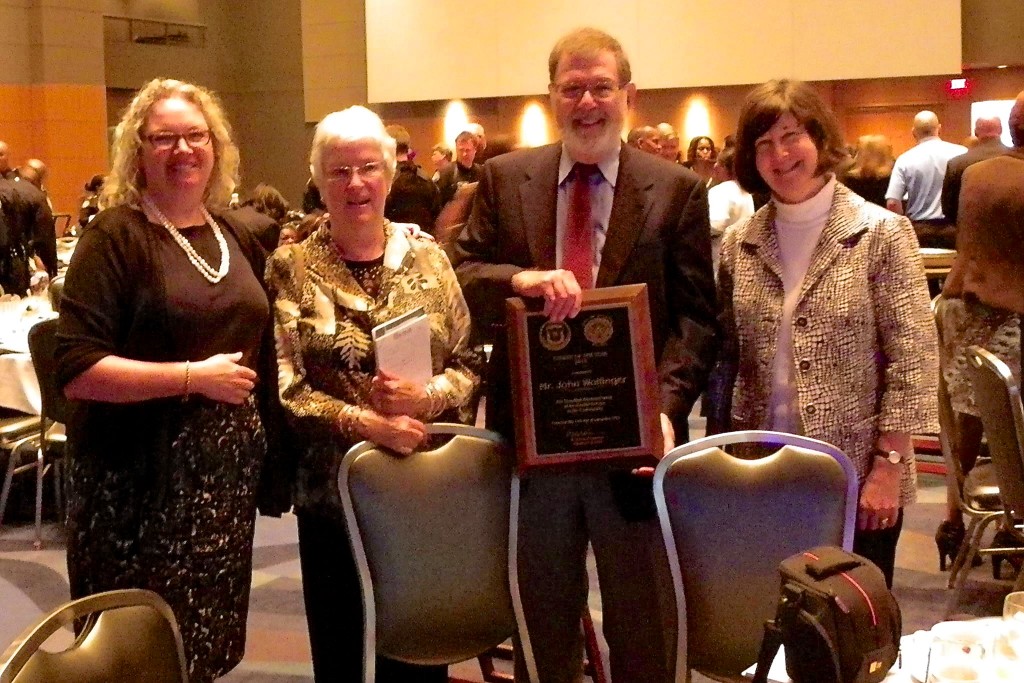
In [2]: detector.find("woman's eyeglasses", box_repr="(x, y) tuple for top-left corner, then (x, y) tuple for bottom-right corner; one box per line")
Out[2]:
(144, 129), (212, 151)
(325, 161), (387, 184)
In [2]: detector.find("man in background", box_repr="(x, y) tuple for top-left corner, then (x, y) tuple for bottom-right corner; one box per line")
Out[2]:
(941, 116), (1009, 224)
(886, 110), (966, 248)
(384, 124), (441, 235)
(0, 166), (56, 294)
(656, 122), (681, 163)
(436, 128), (483, 206)
(626, 125), (662, 155)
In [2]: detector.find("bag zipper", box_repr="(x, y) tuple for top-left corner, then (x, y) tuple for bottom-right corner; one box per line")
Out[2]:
(803, 551), (878, 627)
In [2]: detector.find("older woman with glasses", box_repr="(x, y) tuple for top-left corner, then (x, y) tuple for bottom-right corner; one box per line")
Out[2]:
(710, 79), (939, 587)
(266, 105), (482, 683)
(54, 78), (288, 682)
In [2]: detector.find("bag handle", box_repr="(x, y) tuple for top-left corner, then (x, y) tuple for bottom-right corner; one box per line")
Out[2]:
(752, 619), (782, 683)
(806, 555), (862, 580)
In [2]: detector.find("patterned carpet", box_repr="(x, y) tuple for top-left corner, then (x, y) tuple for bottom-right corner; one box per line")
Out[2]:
(0, 466), (1014, 682)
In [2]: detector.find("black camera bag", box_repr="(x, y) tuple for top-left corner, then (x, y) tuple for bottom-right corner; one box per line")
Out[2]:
(752, 546), (901, 683)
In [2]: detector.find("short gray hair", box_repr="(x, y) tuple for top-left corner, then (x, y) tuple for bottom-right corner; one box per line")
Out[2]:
(309, 106), (397, 189)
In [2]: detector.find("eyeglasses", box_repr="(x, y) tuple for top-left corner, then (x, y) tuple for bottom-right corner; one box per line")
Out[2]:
(324, 161), (387, 184)
(143, 129), (212, 151)
(552, 80), (623, 102)
(754, 126), (810, 156)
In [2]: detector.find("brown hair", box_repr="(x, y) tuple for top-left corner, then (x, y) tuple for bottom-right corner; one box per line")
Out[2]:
(548, 27), (631, 85)
(734, 79), (847, 195)
(845, 134), (895, 180)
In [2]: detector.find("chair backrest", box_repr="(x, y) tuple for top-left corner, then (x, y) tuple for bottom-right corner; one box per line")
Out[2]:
(27, 319), (68, 426)
(965, 346), (1024, 523)
(654, 430), (857, 681)
(339, 423), (536, 683)
(0, 589), (189, 683)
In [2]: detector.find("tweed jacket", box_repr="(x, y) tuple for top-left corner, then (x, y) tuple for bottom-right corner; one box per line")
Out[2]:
(713, 182), (939, 505)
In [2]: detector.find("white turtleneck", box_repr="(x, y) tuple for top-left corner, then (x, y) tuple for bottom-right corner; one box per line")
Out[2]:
(768, 175), (837, 434)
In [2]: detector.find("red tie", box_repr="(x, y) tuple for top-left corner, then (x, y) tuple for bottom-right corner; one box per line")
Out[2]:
(564, 163), (597, 289)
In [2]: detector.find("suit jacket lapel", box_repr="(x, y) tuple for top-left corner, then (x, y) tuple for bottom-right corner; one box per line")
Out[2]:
(800, 184), (867, 299)
(519, 145), (561, 269)
(597, 146), (651, 287)
(740, 204), (784, 282)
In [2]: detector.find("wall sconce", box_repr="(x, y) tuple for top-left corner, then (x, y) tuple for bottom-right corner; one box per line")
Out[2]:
(519, 101), (549, 147)
(443, 101), (470, 148)
(683, 96), (712, 146)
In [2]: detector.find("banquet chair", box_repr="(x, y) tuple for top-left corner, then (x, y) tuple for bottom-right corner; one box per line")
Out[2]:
(654, 430), (857, 682)
(964, 346), (1024, 593)
(931, 295), (1003, 591)
(338, 423), (538, 683)
(0, 319), (67, 548)
(0, 588), (189, 683)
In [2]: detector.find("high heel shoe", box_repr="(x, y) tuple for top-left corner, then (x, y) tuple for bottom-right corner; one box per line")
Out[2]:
(935, 520), (965, 571)
(991, 529), (1023, 580)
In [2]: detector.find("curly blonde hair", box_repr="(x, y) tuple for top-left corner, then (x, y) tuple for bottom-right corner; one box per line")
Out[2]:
(100, 78), (239, 210)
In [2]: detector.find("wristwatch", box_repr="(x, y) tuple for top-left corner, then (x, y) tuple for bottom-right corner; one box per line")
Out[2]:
(876, 448), (906, 465)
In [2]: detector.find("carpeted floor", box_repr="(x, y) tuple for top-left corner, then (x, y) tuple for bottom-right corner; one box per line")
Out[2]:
(0, 461), (1015, 682)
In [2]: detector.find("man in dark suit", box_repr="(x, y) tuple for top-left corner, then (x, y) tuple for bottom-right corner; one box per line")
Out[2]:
(940, 116), (1009, 224)
(451, 27), (717, 683)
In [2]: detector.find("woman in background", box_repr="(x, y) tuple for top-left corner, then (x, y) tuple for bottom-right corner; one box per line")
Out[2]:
(711, 79), (939, 587)
(842, 134), (895, 207)
(55, 78), (287, 682)
(684, 135), (718, 186)
(267, 105), (481, 682)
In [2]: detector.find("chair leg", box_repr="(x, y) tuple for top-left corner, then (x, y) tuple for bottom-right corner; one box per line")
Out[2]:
(946, 515), (1002, 617)
(0, 445), (21, 527)
(34, 444), (44, 549)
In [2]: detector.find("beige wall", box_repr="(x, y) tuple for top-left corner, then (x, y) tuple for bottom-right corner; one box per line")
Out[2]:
(359, 0), (961, 102)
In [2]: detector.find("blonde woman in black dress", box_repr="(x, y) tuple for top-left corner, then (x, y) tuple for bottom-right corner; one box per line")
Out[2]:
(56, 78), (287, 682)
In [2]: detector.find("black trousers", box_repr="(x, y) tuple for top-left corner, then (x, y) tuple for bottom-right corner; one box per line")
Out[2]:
(852, 508), (904, 588)
(296, 510), (448, 683)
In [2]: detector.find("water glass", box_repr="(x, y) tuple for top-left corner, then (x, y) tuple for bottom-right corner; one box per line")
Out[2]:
(993, 592), (1024, 679)
(928, 628), (987, 682)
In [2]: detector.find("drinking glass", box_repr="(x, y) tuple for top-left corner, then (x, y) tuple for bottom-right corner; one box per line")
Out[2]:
(928, 631), (987, 683)
(993, 592), (1024, 680)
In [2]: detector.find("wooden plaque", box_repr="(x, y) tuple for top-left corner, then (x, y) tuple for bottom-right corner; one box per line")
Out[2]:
(506, 283), (662, 471)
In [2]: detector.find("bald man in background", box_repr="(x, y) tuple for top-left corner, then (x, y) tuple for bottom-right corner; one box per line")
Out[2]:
(941, 116), (1009, 224)
(886, 110), (966, 248)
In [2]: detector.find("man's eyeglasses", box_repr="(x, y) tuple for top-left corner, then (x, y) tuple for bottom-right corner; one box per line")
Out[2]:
(325, 161), (387, 184)
(143, 129), (212, 151)
(552, 81), (623, 102)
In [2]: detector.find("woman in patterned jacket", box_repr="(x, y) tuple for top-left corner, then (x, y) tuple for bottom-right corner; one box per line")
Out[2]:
(265, 105), (482, 683)
(710, 79), (939, 587)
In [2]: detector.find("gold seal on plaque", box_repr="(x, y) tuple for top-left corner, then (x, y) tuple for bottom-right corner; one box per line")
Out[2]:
(538, 321), (571, 351)
(583, 314), (614, 346)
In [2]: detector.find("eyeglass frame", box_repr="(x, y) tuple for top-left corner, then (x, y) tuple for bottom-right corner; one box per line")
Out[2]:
(753, 125), (812, 157)
(323, 161), (388, 184)
(142, 129), (212, 151)
(549, 79), (628, 102)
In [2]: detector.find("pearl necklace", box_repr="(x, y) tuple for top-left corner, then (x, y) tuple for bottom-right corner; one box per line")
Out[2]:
(143, 196), (230, 284)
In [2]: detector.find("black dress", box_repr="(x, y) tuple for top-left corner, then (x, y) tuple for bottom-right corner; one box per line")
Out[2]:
(55, 205), (283, 683)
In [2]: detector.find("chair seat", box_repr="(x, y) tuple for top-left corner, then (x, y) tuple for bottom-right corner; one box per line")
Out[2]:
(0, 416), (42, 449)
(963, 462), (1002, 511)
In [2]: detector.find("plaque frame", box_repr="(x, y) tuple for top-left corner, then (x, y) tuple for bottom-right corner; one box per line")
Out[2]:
(506, 283), (662, 471)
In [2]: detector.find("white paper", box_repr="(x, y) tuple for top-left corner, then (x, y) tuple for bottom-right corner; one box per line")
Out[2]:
(372, 308), (432, 386)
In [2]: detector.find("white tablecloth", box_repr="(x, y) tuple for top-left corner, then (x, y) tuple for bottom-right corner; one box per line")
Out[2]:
(0, 296), (56, 416)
